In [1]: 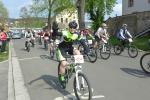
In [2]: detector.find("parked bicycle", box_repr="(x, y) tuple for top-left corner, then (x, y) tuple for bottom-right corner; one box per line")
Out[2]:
(140, 52), (150, 74)
(58, 54), (92, 100)
(114, 38), (138, 58)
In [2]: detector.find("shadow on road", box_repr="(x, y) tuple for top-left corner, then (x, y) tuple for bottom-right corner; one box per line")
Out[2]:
(28, 75), (71, 96)
(40, 55), (58, 62)
(120, 68), (150, 78)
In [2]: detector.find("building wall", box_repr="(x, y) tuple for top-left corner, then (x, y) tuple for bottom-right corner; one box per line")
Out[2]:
(123, 0), (150, 15)
(106, 11), (150, 36)
(56, 10), (78, 29)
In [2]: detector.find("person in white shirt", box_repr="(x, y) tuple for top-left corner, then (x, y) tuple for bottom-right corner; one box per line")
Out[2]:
(94, 23), (109, 48)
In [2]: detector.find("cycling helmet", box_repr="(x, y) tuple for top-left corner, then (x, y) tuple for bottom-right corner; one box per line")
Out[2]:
(69, 21), (78, 29)
(102, 23), (107, 27)
(122, 24), (127, 27)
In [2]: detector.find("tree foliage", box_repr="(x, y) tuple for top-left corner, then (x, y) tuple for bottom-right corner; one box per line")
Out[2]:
(30, 0), (75, 30)
(86, 0), (116, 30)
(0, 0), (8, 23)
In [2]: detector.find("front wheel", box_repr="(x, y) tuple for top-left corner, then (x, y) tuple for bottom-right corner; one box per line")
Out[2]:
(99, 44), (111, 60)
(87, 47), (97, 63)
(114, 45), (122, 55)
(140, 53), (150, 74)
(128, 45), (138, 58)
(26, 42), (30, 52)
(73, 73), (92, 100)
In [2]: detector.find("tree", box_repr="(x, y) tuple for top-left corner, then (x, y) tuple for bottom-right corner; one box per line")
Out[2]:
(76, 0), (85, 30)
(86, 0), (116, 30)
(30, 0), (75, 31)
(0, 1), (8, 24)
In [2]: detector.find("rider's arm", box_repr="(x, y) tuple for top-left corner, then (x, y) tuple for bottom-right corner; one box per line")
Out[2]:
(120, 29), (126, 39)
(126, 30), (132, 38)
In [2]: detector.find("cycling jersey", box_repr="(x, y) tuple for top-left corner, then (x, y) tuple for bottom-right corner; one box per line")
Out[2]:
(117, 28), (132, 40)
(56, 30), (79, 61)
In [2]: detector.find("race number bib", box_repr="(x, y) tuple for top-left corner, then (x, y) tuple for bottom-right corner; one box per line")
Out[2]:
(128, 38), (133, 42)
(55, 39), (60, 45)
(74, 55), (84, 64)
(88, 40), (92, 44)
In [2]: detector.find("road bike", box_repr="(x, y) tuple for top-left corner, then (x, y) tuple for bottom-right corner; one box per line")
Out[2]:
(140, 52), (150, 74)
(58, 55), (92, 100)
(114, 38), (138, 58)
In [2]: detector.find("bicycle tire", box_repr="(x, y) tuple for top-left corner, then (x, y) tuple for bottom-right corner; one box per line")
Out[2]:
(78, 45), (97, 63)
(140, 52), (150, 74)
(114, 45), (122, 55)
(128, 45), (138, 58)
(27, 43), (30, 52)
(87, 47), (97, 63)
(100, 45), (111, 60)
(73, 72), (92, 100)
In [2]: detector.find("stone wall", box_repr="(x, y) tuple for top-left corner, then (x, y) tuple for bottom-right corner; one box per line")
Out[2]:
(106, 11), (150, 36)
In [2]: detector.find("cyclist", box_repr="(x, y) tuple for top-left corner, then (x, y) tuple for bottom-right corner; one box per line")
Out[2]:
(116, 24), (133, 47)
(42, 29), (50, 49)
(79, 29), (95, 55)
(25, 30), (34, 49)
(94, 23), (109, 48)
(56, 21), (81, 86)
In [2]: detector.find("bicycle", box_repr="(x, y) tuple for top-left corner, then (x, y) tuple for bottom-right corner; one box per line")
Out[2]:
(94, 37), (111, 60)
(58, 55), (92, 100)
(25, 40), (31, 52)
(78, 39), (97, 63)
(114, 38), (138, 58)
(140, 52), (150, 74)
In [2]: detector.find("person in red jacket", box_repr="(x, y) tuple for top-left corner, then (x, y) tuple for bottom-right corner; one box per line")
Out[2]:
(0, 28), (7, 53)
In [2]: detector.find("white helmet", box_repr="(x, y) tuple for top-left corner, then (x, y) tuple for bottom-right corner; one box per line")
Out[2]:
(101, 23), (107, 28)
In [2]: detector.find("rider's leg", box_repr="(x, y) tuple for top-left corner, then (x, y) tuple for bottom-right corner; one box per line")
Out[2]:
(56, 48), (67, 82)
(79, 39), (89, 54)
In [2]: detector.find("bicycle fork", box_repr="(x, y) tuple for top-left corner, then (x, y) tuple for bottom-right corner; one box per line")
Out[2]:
(75, 66), (85, 91)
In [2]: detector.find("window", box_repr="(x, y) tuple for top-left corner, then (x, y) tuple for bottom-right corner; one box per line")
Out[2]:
(128, 0), (134, 7)
(61, 18), (63, 23)
(65, 18), (68, 23)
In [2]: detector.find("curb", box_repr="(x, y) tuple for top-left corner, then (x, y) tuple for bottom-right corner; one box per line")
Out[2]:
(8, 40), (30, 100)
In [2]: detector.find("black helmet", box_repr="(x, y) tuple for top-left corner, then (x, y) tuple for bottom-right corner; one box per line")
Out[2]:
(68, 21), (78, 29)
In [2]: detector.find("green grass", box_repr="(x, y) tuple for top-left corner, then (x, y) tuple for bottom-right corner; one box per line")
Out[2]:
(133, 35), (150, 51)
(0, 44), (9, 62)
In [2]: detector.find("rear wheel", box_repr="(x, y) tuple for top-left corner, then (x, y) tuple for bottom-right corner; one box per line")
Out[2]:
(140, 53), (150, 74)
(73, 73), (92, 100)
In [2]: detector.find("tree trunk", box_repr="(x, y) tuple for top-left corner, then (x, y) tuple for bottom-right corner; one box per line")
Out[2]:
(77, 0), (85, 30)
(48, 0), (52, 32)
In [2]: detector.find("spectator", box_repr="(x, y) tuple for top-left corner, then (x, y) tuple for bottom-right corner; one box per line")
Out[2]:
(0, 28), (8, 53)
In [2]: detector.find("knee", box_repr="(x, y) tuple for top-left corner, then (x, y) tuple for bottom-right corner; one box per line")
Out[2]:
(74, 49), (80, 55)
(60, 61), (67, 67)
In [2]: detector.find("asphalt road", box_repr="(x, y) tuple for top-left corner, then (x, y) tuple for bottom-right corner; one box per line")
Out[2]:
(12, 38), (150, 100)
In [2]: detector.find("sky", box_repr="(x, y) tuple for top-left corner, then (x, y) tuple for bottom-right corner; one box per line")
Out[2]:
(2, 0), (122, 19)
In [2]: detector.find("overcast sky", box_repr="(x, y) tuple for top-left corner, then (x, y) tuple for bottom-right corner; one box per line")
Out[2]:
(2, 0), (122, 19)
